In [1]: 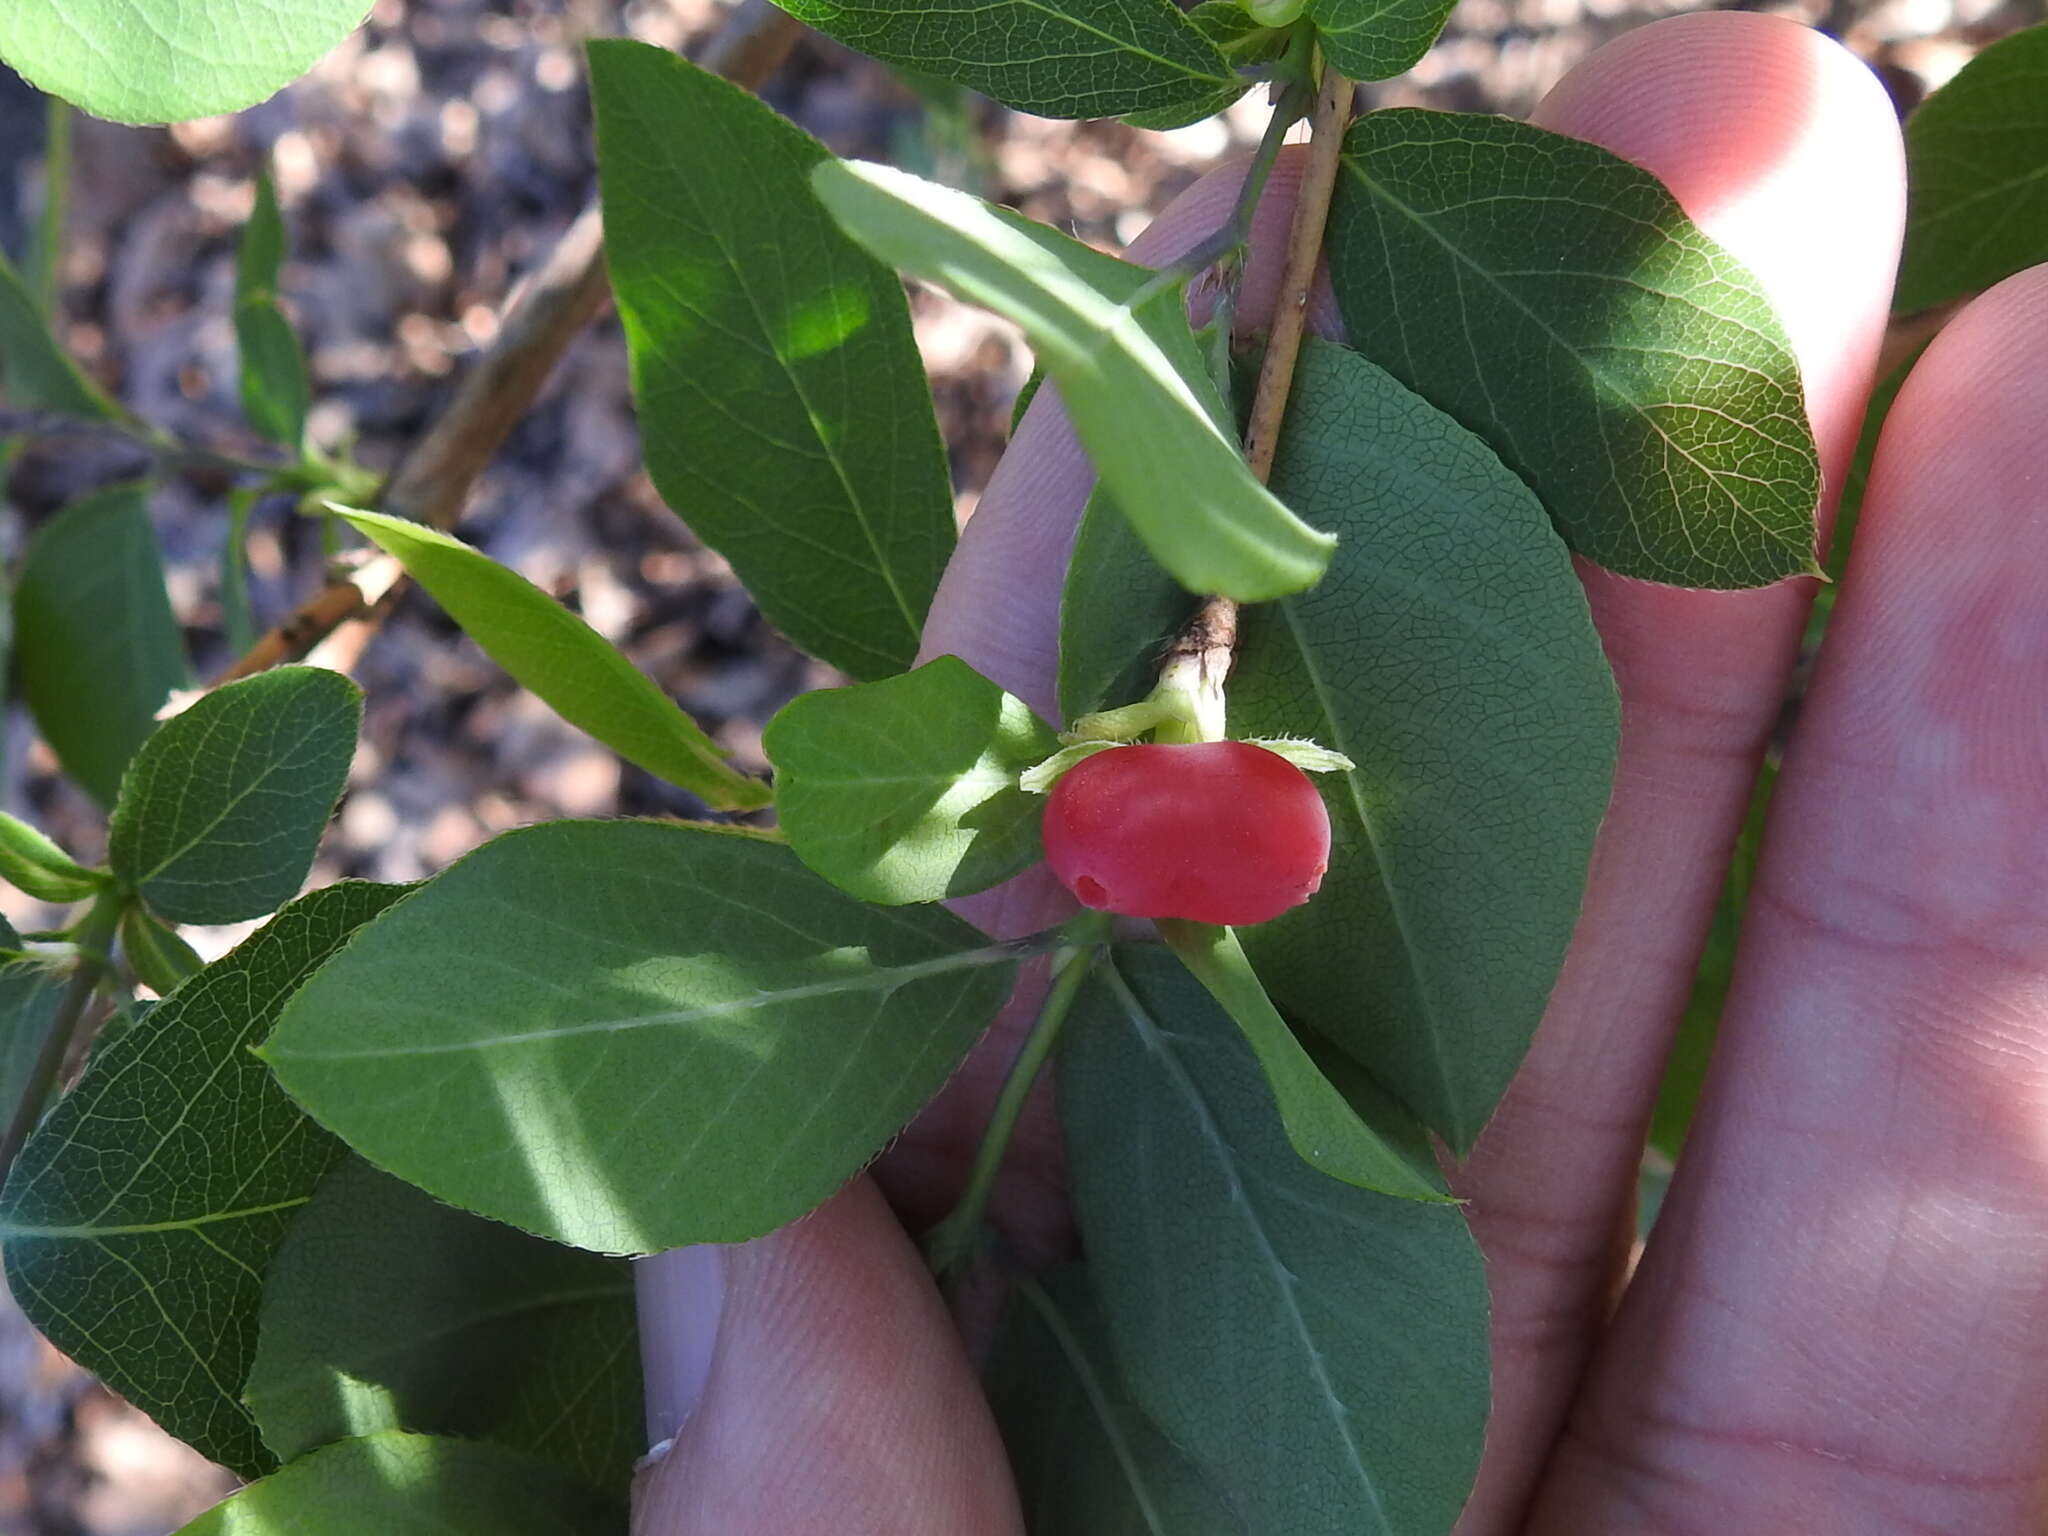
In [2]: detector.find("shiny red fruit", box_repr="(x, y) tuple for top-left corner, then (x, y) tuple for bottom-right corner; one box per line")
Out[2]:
(1043, 741), (1332, 926)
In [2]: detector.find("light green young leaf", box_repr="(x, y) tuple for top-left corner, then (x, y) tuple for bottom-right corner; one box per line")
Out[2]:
(1306, 0), (1458, 81)
(1328, 109), (1821, 588)
(592, 41), (954, 682)
(1231, 341), (1617, 1154)
(770, 0), (1236, 120)
(0, 812), (104, 904)
(15, 484), (189, 805)
(335, 509), (768, 811)
(813, 159), (1334, 602)
(1057, 482), (1195, 724)
(245, 1157), (641, 1493)
(261, 821), (1022, 1253)
(0, 0), (374, 126)
(1896, 23), (2048, 313)
(985, 1266), (1247, 1536)
(0, 244), (119, 420)
(171, 1432), (621, 1536)
(108, 667), (360, 924)
(765, 656), (1058, 904)
(120, 905), (205, 996)
(0, 883), (408, 1478)
(1061, 947), (1489, 1536)
(1160, 921), (1445, 1200)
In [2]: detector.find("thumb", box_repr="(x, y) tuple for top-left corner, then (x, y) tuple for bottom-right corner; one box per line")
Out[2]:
(630, 1178), (1023, 1536)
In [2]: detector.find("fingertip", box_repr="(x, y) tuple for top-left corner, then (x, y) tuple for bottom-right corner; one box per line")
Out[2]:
(1534, 12), (1905, 484)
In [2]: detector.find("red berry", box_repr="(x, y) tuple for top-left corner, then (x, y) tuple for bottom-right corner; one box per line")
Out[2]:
(1042, 741), (1331, 926)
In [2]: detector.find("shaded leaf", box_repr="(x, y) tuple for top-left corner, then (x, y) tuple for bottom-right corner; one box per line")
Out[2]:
(1896, 23), (2048, 314)
(236, 300), (310, 449)
(237, 169), (287, 307)
(0, 812), (103, 904)
(1328, 108), (1821, 588)
(0, 243), (118, 419)
(171, 1432), (620, 1535)
(15, 485), (189, 805)
(246, 1158), (641, 1493)
(336, 509), (767, 811)
(593, 40), (953, 682)
(261, 821), (1021, 1253)
(1230, 341), (1617, 1153)
(108, 667), (359, 925)
(765, 655), (1058, 904)
(0, 961), (66, 1139)
(814, 159), (1334, 602)
(986, 1265), (1245, 1535)
(1057, 483), (1195, 723)
(1307, 0), (1457, 82)
(1061, 947), (1490, 1536)
(0, 0), (375, 125)
(1121, 3), (1283, 132)
(221, 488), (260, 658)
(1159, 921), (1446, 1200)
(770, 0), (1236, 120)
(0, 883), (408, 1478)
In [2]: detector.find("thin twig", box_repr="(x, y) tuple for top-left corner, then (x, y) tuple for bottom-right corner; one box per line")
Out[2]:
(0, 409), (288, 480)
(209, 0), (805, 685)
(1160, 56), (1352, 731)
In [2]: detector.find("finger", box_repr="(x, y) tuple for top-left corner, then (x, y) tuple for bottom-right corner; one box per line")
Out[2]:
(1442, 17), (1904, 1531)
(1528, 265), (2048, 1533)
(631, 1177), (1022, 1535)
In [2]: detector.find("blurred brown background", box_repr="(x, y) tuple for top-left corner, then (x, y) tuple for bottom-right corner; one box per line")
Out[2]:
(0, 0), (2037, 1526)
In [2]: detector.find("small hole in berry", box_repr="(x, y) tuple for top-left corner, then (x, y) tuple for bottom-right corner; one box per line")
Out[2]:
(1074, 875), (1109, 908)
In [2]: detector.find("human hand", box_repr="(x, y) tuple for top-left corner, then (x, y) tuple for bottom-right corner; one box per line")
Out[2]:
(633, 14), (2048, 1532)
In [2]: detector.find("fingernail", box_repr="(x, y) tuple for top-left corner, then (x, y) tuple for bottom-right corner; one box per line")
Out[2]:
(634, 1245), (726, 1447)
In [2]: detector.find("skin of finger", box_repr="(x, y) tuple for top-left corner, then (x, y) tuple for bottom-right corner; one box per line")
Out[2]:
(1442, 17), (1905, 1532)
(632, 1177), (1023, 1536)
(1526, 266), (2048, 1534)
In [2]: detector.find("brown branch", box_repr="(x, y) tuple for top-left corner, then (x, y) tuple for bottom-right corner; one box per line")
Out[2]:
(209, 0), (805, 686)
(1161, 58), (1352, 734)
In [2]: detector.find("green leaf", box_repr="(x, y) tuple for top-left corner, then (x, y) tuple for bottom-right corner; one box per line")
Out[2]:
(171, 1432), (621, 1536)
(813, 159), (1334, 602)
(592, 40), (953, 682)
(236, 300), (310, 449)
(1896, 23), (2048, 314)
(0, 243), (118, 419)
(0, 882), (408, 1478)
(261, 821), (1021, 1253)
(0, 0), (375, 126)
(765, 656), (1058, 904)
(245, 1158), (641, 1493)
(1061, 947), (1490, 1536)
(1230, 340), (1617, 1153)
(120, 904), (205, 995)
(985, 1265), (1246, 1536)
(238, 169), (287, 307)
(1306, 0), (1457, 82)
(1328, 108), (1822, 588)
(1057, 483), (1196, 723)
(1160, 921), (1446, 1199)
(769, 0), (1237, 119)
(334, 509), (767, 811)
(15, 484), (190, 805)
(0, 812), (104, 904)
(106, 667), (358, 924)
(1120, 3), (1281, 132)
(0, 960), (67, 1135)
